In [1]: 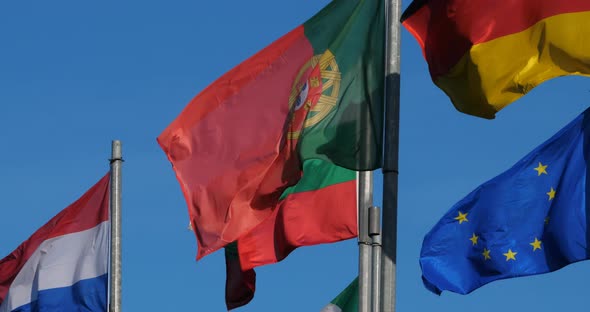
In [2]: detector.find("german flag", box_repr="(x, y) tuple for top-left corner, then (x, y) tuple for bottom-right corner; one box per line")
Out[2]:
(402, 0), (590, 119)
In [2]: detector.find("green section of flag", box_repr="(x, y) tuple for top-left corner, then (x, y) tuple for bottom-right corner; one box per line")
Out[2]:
(301, 0), (385, 170)
(279, 159), (355, 200)
(321, 277), (359, 312)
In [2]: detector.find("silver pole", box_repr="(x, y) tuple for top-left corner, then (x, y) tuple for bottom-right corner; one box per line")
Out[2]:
(369, 206), (382, 312)
(358, 171), (373, 312)
(109, 140), (123, 312)
(372, 235), (382, 312)
(380, 0), (401, 311)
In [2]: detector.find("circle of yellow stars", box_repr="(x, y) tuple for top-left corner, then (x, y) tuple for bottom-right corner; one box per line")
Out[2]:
(451, 161), (553, 263)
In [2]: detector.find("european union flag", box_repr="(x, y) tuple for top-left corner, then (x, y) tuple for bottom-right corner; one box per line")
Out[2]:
(421, 109), (590, 294)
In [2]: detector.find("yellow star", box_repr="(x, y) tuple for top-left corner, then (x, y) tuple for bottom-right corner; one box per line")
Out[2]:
(530, 238), (542, 251)
(534, 162), (548, 176)
(547, 187), (556, 200)
(482, 248), (491, 260)
(454, 211), (468, 224)
(544, 217), (550, 225)
(469, 233), (479, 246)
(503, 249), (517, 261)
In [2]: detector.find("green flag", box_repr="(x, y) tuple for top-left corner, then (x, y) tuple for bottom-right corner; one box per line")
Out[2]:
(321, 277), (358, 312)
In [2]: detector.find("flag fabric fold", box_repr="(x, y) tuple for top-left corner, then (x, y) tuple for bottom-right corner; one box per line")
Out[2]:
(320, 277), (358, 312)
(224, 243), (256, 311)
(158, 0), (384, 260)
(237, 159), (357, 270)
(420, 108), (590, 294)
(402, 0), (590, 119)
(225, 159), (357, 310)
(0, 174), (110, 312)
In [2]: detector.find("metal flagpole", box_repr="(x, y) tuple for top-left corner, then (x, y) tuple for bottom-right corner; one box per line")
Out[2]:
(358, 171), (373, 312)
(380, 0), (401, 310)
(369, 206), (382, 312)
(109, 140), (123, 312)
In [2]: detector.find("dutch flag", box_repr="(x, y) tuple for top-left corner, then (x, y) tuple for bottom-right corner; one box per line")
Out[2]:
(0, 174), (110, 312)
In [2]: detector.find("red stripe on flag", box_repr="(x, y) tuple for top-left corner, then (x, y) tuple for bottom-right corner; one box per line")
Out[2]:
(237, 180), (357, 270)
(403, 0), (590, 78)
(0, 174), (110, 303)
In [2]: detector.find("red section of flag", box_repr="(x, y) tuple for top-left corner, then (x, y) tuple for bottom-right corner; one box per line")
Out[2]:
(402, 0), (590, 78)
(237, 180), (357, 270)
(0, 173), (110, 304)
(158, 26), (315, 259)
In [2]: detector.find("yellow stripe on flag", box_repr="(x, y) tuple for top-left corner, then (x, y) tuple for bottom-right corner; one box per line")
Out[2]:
(436, 11), (590, 118)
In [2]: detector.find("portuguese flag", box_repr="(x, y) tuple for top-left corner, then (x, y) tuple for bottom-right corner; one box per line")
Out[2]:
(402, 0), (590, 119)
(158, 0), (383, 260)
(225, 159), (357, 310)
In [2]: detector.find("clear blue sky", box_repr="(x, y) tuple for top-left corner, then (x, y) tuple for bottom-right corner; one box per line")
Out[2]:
(1, 0), (588, 311)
